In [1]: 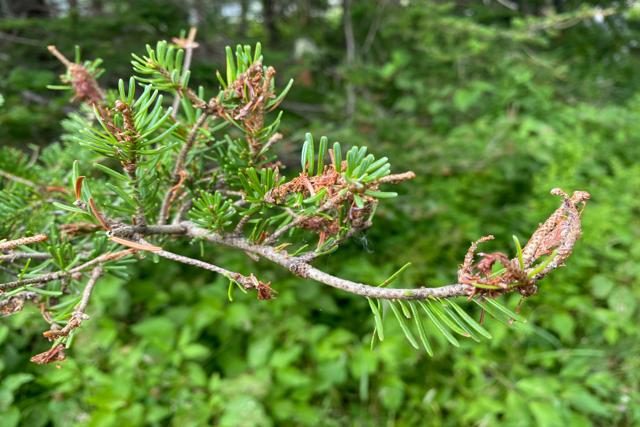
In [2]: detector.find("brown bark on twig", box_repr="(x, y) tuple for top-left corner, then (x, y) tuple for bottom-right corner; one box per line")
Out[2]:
(158, 111), (210, 225)
(171, 27), (198, 118)
(0, 249), (134, 292)
(43, 266), (103, 339)
(0, 234), (48, 251)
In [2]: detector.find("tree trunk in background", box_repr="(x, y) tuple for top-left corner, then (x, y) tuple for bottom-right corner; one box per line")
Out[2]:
(552, 0), (564, 13)
(68, 0), (79, 26)
(188, 0), (203, 26)
(5, 0), (50, 17)
(0, 0), (10, 18)
(300, 0), (310, 27)
(240, 0), (249, 38)
(262, 0), (278, 45)
(343, 0), (356, 120)
(90, 0), (103, 15)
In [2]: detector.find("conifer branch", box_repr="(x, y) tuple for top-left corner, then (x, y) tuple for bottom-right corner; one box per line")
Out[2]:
(105, 186), (588, 302)
(146, 242), (265, 295)
(377, 171), (416, 184)
(43, 266), (103, 339)
(0, 234), (48, 251)
(171, 27), (198, 118)
(2, 36), (591, 361)
(159, 110), (211, 224)
(185, 222), (471, 300)
(0, 169), (39, 189)
(0, 169), (69, 195)
(47, 45), (73, 68)
(107, 221), (472, 300)
(0, 252), (52, 262)
(0, 249), (134, 292)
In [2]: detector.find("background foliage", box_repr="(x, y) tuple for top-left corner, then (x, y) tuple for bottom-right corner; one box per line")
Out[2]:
(1, 0), (639, 425)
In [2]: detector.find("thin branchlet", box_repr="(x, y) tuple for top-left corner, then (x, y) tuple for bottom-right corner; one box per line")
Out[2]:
(171, 27), (199, 118)
(158, 111), (211, 225)
(0, 252), (52, 262)
(0, 249), (134, 292)
(43, 266), (103, 340)
(0, 234), (48, 251)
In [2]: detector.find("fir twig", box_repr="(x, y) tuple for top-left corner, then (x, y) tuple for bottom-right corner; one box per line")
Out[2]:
(0, 249), (134, 292)
(159, 111), (211, 224)
(0, 234), (48, 251)
(171, 27), (199, 118)
(43, 266), (103, 339)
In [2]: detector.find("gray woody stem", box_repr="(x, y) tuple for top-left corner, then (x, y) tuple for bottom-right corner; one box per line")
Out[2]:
(171, 27), (198, 119)
(0, 249), (134, 292)
(0, 252), (52, 262)
(46, 266), (104, 338)
(158, 111), (210, 225)
(108, 222), (471, 300)
(0, 234), (48, 251)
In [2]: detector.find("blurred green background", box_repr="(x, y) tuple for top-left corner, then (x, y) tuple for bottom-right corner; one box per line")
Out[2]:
(1, 0), (639, 426)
